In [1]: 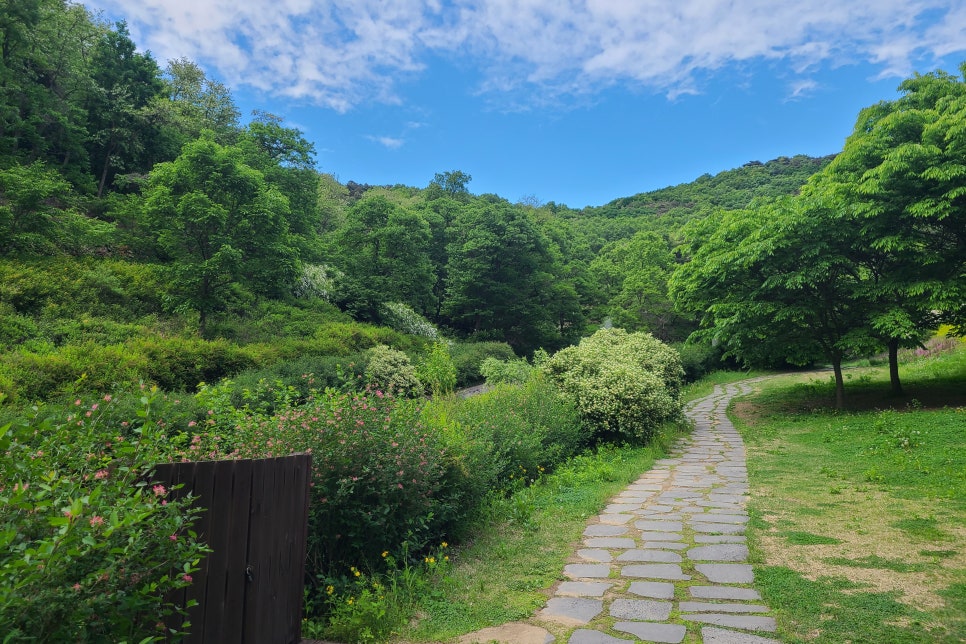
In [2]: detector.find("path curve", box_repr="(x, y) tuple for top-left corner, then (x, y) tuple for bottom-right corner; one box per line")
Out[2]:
(531, 379), (781, 644)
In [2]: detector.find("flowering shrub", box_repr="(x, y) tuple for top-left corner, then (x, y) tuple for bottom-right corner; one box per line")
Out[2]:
(542, 328), (685, 443)
(294, 263), (342, 301)
(212, 388), (452, 584)
(0, 391), (206, 642)
(379, 301), (440, 340)
(364, 345), (422, 397)
(479, 356), (534, 385)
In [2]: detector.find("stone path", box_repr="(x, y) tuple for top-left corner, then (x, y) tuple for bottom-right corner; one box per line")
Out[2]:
(534, 380), (781, 644)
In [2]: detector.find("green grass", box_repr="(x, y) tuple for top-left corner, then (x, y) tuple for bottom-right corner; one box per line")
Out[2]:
(736, 340), (966, 643)
(396, 423), (688, 641)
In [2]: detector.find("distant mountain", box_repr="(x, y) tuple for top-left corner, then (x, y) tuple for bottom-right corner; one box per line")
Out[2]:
(582, 154), (835, 229)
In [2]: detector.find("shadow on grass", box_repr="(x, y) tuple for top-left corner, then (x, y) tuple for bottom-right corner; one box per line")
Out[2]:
(756, 566), (962, 643)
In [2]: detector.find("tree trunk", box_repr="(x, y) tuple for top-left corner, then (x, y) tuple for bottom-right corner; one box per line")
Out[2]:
(888, 338), (903, 396)
(832, 357), (845, 410)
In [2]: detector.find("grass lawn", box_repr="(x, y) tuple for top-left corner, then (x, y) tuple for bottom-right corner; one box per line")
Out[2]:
(736, 340), (966, 643)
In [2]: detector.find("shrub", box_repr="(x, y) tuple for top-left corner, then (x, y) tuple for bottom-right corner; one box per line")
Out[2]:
(379, 302), (440, 340)
(448, 341), (517, 388)
(542, 328), (684, 444)
(415, 342), (457, 397)
(479, 356), (534, 385)
(422, 374), (585, 521)
(0, 392), (207, 642)
(213, 389), (451, 582)
(364, 345), (422, 397)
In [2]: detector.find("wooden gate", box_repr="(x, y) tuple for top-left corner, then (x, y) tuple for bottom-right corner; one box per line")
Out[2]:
(152, 454), (312, 643)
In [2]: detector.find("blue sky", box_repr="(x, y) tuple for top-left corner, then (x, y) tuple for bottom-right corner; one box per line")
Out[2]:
(86, 0), (966, 208)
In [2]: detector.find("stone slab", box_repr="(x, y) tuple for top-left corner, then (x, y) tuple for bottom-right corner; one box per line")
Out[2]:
(692, 514), (749, 524)
(577, 549), (612, 563)
(539, 597), (603, 625)
(584, 537), (636, 549)
(598, 513), (634, 525)
(690, 586), (762, 601)
(680, 601), (769, 613)
(695, 535), (746, 543)
(626, 581), (675, 599)
(556, 581), (614, 597)
(695, 564), (754, 584)
(584, 524), (628, 537)
(616, 549), (682, 563)
(634, 520), (684, 532)
(683, 614), (777, 632)
(604, 503), (641, 513)
(636, 531), (683, 541)
(458, 623), (555, 644)
(564, 563), (611, 579)
(568, 631), (632, 644)
(613, 622), (686, 643)
(692, 522), (746, 535)
(687, 544), (749, 562)
(609, 598), (672, 621)
(642, 541), (688, 550)
(620, 564), (690, 580)
(701, 626), (782, 643)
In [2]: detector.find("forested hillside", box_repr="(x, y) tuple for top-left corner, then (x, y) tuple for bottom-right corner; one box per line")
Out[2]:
(0, 0), (835, 406)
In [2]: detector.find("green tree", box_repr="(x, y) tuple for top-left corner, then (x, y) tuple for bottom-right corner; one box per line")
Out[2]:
(443, 197), (557, 352)
(809, 64), (966, 392)
(85, 21), (165, 197)
(333, 193), (435, 321)
(670, 198), (874, 408)
(141, 135), (298, 334)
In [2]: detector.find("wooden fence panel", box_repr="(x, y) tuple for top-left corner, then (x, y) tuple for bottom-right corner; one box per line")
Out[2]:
(152, 454), (311, 644)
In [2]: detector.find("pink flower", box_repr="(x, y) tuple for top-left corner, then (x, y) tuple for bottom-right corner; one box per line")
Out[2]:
(188, 421), (197, 427)
(169, 534), (178, 541)
(89, 516), (104, 527)
(73, 583), (82, 591)
(74, 399), (81, 406)
(153, 484), (167, 497)
(103, 394), (112, 402)
(94, 469), (109, 480)
(182, 574), (193, 583)
(91, 404), (98, 411)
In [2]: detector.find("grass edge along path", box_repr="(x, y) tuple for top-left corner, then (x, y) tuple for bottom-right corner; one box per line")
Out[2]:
(394, 371), (759, 642)
(734, 344), (966, 644)
(395, 423), (691, 641)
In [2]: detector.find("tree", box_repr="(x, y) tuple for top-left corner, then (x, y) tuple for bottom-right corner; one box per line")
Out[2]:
(332, 193), (435, 321)
(670, 198), (874, 408)
(443, 198), (557, 352)
(809, 64), (966, 392)
(141, 135), (298, 334)
(86, 21), (165, 197)
(590, 231), (690, 341)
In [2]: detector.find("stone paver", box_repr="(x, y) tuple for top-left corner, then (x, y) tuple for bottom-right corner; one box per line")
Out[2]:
(537, 380), (777, 643)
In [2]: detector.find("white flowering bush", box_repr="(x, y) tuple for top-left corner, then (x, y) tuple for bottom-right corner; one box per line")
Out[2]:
(542, 328), (684, 443)
(294, 263), (342, 301)
(379, 302), (440, 340)
(364, 345), (422, 397)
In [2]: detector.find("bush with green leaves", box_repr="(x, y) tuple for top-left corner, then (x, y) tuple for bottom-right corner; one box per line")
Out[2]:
(364, 345), (422, 397)
(448, 341), (517, 387)
(0, 391), (207, 642)
(207, 389), (452, 585)
(542, 328), (684, 444)
(415, 342), (457, 397)
(479, 356), (534, 385)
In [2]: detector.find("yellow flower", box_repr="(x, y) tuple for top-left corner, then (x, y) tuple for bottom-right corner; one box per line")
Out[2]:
(382, 551), (389, 558)
(326, 585), (334, 595)
(354, 570), (361, 577)
(441, 542), (448, 548)
(444, 555), (450, 562)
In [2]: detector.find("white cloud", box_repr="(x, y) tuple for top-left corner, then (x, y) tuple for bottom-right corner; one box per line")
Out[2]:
(87, 0), (966, 110)
(367, 135), (405, 149)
